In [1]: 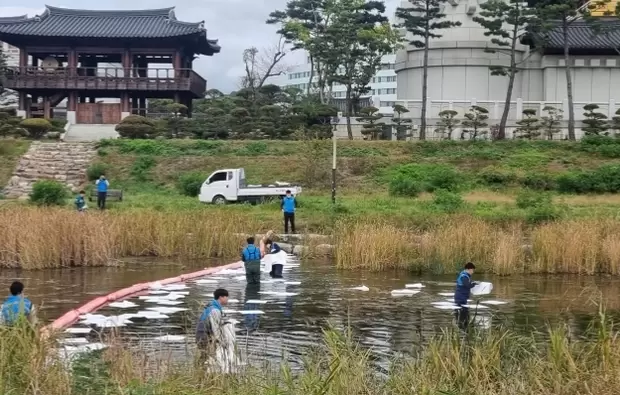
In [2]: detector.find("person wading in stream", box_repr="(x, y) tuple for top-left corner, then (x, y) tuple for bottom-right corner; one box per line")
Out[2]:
(195, 288), (229, 364)
(265, 239), (284, 278)
(242, 237), (261, 284)
(454, 262), (477, 331)
(0, 281), (37, 326)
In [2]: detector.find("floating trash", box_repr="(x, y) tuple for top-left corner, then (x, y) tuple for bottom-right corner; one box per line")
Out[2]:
(65, 327), (92, 334)
(134, 311), (169, 319)
(284, 281), (301, 286)
(227, 299), (240, 304)
(147, 299), (184, 306)
(153, 335), (186, 343)
(434, 304), (461, 310)
(405, 283), (425, 288)
(245, 299), (268, 304)
(240, 310), (265, 315)
(161, 284), (188, 291)
(391, 289), (420, 296)
(60, 337), (89, 345)
(471, 282), (493, 296)
(145, 307), (187, 314)
(350, 286), (369, 292)
(149, 290), (169, 295)
(438, 292), (454, 297)
(108, 300), (138, 309)
(195, 279), (219, 284)
(462, 304), (490, 309)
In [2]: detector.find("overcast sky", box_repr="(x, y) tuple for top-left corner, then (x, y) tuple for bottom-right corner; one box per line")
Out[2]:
(0, 1), (399, 93)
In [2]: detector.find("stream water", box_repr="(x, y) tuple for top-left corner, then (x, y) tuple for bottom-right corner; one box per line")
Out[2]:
(2, 257), (620, 367)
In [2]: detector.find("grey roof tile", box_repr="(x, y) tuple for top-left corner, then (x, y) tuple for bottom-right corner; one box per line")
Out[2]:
(538, 20), (620, 50)
(0, 6), (220, 54)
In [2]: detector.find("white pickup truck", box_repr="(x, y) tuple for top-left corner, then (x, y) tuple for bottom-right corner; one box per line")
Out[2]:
(199, 168), (302, 204)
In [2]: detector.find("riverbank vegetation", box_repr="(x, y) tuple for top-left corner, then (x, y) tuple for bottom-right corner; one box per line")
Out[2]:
(3, 312), (620, 395)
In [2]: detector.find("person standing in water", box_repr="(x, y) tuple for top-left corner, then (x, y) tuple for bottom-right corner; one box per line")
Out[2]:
(1, 281), (36, 326)
(95, 174), (109, 210)
(454, 262), (477, 330)
(281, 190), (297, 234)
(242, 237), (261, 284)
(265, 239), (284, 278)
(195, 288), (229, 364)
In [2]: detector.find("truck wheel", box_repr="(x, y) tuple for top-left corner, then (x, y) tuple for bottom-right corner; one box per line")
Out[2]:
(212, 195), (227, 205)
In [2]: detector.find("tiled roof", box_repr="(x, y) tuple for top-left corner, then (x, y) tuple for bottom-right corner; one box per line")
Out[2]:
(538, 19), (620, 50)
(0, 6), (220, 55)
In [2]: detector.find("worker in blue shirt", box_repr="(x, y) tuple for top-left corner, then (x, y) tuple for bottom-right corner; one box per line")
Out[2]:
(1, 281), (36, 326)
(195, 288), (229, 364)
(242, 237), (261, 284)
(95, 174), (109, 210)
(454, 262), (476, 331)
(281, 190), (297, 234)
(75, 190), (87, 212)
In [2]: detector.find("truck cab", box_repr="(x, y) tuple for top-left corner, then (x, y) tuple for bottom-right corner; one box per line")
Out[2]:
(199, 168), (301, 204)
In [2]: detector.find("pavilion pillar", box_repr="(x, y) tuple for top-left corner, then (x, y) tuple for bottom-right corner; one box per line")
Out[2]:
(173, 49), (182, 78)
(121, 92), (130, 119)
(122, 48), (131, 78)
(17, 48), (29, 118)
(43, 97), (51, 120)
(66, 50), (78, 124)
(139, 97), (146, 116)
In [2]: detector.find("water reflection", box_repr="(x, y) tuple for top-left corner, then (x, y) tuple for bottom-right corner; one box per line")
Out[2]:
(2, 258), (620, 366)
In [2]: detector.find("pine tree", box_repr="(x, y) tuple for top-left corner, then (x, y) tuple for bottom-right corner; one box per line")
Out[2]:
(434, 110), (460, 140)
(462, 106), (489, 140)
(395, 0), (461, 140)
(392, 104), (412, 140)
(514, 109), (541, 139)
(540, 105), (563, 140)
(582, 103), (608, 136)
(356, 106), (385, 140)
(473, 0), (534, 140)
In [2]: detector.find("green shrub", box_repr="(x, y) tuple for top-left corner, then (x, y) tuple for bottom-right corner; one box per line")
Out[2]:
(515, 190), (552, 209)
(526, 204), (562, 224)
(131, 156), (156, 181)
(240, 141), (269, 156)
(555, 165), (620, 194)
(432, 189), (464, 213)
(86, 163), (108, 181)
(478, 166), (517, 186)
(389, 174), (422, 197)
(520, 172), (556, 191)
(176, 172), (208, 196)
(115, 115), (156, 139)
(388, 163), (462, 194)
(29, 180), (68, 206)
(19, 118), (52, 139)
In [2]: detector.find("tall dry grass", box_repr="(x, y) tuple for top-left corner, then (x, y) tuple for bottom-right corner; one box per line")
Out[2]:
(0, 207), (260, 269)
(335, 216), (620, 275)
(4, 314), (620, 395)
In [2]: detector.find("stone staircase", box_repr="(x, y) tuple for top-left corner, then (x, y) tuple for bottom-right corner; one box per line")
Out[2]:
(3, 142), (96, 199)
(64, 124), (119, 142)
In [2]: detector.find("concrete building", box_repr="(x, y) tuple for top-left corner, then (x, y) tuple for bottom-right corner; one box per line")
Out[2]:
(1, 41), (19, 66)
(268, 54), (397, 114)
(394, 0), (620, 139)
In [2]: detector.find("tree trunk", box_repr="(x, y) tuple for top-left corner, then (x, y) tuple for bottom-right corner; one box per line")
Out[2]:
(499, 32), (518, 140)
(420, 34), (429, 140)
(563, 19), (575, 140)
(308, 57), (315, 96)
(346, 85), (353, 140)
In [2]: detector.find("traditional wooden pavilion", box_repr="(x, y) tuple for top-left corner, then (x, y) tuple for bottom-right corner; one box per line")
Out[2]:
(0, 6), (220, 123)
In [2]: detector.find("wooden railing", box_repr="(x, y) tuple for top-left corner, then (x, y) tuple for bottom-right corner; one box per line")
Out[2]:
(2, 67), (206, 97)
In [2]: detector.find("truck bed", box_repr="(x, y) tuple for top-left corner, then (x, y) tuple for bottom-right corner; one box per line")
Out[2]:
(238, 186), (301, 196)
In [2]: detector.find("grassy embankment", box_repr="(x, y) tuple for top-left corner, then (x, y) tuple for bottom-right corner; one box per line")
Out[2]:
(5, 138), (620, 272)
(0, 139), (29, 190)
(3, 311), (620, 395)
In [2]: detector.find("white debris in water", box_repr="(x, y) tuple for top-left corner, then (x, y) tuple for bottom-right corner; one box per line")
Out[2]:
(350, 286), (369, 292)
(284, 281), (301, 286)
(233, 276), (247, 281)
(108, 300), (138, 309)
(60, 337), (89, 345)
(145, 307), (187, 314)
(222, 309), (238, 314)
(405, 283), (425, 288)
(153, 335), (186, 343)
(134, 311), (169, 319)
(149, 290), (169, 295)
(149, 281), (163, 290)
(270, 292), (298, 297)
(195, 279), (219, 284)
(146, 299), (184, 306)
(227, 299), (240, 304)
(79, 313), (107, 321)
(471, 282), (493, 296)
(258, 291), (279, 295)
(240, 310), (265, 315)
(434, 304), (461, 310)
(65, 327), (92, 334)
(438, 292), (454, 297)
(245, 299), (268, 304)
(391, 289), (420, 296)
(480, 300), (507, 305)
(161, 284), (188, 291)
